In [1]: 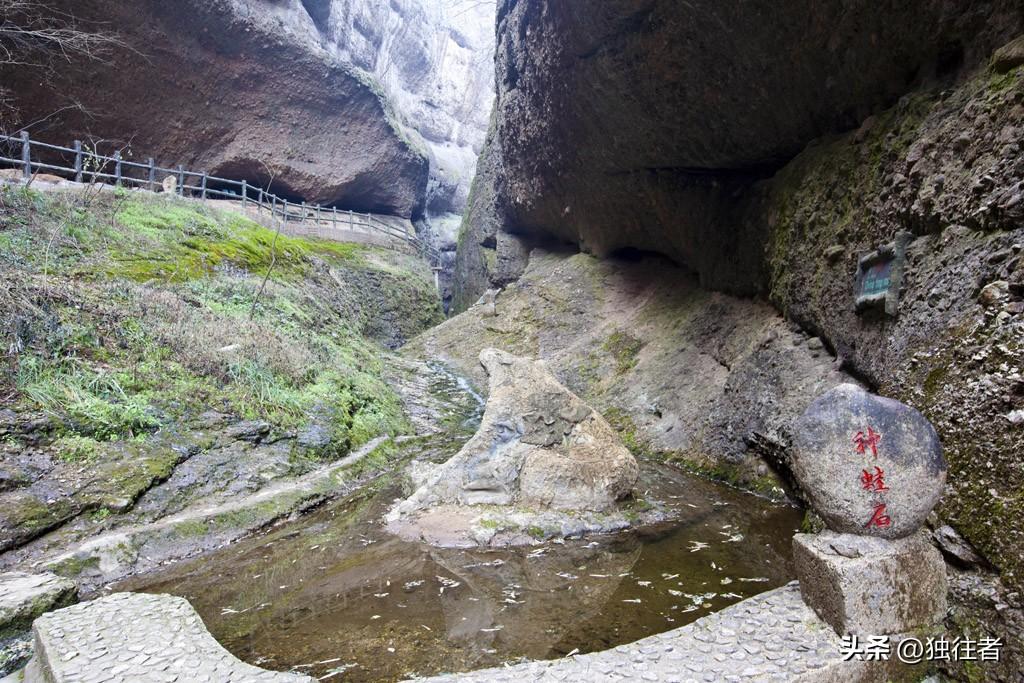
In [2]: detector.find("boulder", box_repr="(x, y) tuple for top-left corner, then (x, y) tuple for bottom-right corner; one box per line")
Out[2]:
(793, 531), (947, 636)
(790, 384), (945, 539)
(389, 348), (638, 519)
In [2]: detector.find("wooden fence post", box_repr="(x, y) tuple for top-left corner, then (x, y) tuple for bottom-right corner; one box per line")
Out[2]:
(241, 179), (248, 206)
(301, 201), (307, 224)
(348, 209), (354, 230)
(72, 141), (84, 183)
(332, 206), (337, 227)
(316, 204), (321, 225)
(147, 158), (155, 191)
(20, 131), (30, 181)
(177, 165), (185, 196)
(113, 151), (122, 186)
(200, 172), (208, 200)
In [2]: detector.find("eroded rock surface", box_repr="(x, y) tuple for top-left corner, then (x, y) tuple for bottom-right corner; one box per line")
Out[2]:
(408, 251), (853, 498)
(389, 348), (639, 525)
(452, 0), (1022, 302)
(2, 0), (495, 221)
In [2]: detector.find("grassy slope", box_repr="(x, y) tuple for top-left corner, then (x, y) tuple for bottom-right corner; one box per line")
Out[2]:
(0, 186), (442, 526)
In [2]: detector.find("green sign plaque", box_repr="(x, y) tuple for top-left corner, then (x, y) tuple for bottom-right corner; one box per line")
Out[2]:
(855, 231), (912, 317)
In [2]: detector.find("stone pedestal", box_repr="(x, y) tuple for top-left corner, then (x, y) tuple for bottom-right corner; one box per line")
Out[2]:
(793, 530), (947, 636)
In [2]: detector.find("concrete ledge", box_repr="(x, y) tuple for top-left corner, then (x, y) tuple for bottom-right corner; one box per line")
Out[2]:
(28, 593), (312, 682)
(793, 531), (947, 636)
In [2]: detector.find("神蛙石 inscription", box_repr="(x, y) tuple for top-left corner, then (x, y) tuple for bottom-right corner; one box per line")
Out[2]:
(789, 383), (945, 539)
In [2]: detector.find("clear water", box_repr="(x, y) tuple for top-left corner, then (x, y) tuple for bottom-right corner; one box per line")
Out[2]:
(113, 456), (801, 682)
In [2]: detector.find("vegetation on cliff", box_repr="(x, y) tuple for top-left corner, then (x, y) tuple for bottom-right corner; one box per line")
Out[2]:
(0, 186), (443, 551)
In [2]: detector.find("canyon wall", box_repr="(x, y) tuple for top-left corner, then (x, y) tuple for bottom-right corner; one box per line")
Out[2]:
(450, 2), (1024, 675)
(455, 0), (1022, 301)
(1, 0), (494, 223)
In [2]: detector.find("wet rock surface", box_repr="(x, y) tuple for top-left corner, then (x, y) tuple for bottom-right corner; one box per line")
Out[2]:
(0, 572), (76, 676)
(389, 348), (639, 539)
(791, 384), (946, 539)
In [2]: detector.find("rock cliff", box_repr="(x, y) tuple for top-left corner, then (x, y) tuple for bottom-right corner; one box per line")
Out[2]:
(1, 0), (494, 223)
(454, 0), (1022, 302)
(446, 1), (1024, 675)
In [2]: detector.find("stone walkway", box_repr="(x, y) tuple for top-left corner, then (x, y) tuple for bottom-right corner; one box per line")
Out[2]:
(411, 582), (883, 682)
(6, 582), (899, 682)
(25, 593), (312, 682)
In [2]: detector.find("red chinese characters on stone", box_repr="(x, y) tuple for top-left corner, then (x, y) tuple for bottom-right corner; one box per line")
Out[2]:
(853, 427), (881, 457)
(864, 503), (892, 529)
(860, 466), (889, 492)
(853, 426), (892, 531)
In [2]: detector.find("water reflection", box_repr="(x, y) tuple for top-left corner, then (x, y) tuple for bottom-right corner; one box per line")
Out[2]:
(114, 463), (801, 682)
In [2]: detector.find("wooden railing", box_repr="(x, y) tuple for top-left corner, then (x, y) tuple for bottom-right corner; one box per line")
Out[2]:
(0, 132), (441, 266)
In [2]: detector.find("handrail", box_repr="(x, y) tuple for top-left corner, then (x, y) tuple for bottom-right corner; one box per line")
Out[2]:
(0, 132), (442, 266)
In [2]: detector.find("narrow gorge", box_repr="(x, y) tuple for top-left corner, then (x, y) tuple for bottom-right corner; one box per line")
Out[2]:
(0, 1), (1022, 682)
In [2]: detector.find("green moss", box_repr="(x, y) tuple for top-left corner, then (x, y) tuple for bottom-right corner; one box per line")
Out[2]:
(603, 407), (655, 458)
(525, 525), (545, 540)
(764, 89), (935, 310)
(603, 330), (644, 374)
(53, 434), (100, 463)
(174, 519), (210, 538)
(800, 510), (825, 534)
(2, 188), (443, 551)
(49, 553), (100, 578)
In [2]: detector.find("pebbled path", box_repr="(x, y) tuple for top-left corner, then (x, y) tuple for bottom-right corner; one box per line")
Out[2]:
(410, 582), (879, 682)
(27, 592), (312, 682)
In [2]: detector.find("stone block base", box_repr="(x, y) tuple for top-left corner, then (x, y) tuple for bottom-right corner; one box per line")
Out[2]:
(793, 530), (947, 636)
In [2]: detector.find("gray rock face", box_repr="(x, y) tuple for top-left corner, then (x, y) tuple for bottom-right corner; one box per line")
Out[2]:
(793, 531), (948, 636)
(0, 572), (76, 639)
(389, 348), (638, 520)
(791, 384), (946, 539)
(469, 0), (1020, 293)
(0, 0), (495, 221)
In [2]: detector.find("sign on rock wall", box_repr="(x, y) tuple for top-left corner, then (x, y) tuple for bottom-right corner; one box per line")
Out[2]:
(854, 231), (912, 316)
